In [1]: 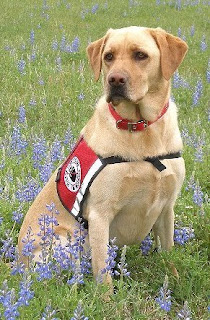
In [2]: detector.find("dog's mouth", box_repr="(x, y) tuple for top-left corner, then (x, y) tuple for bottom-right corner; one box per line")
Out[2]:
(106, 86), (130, 105)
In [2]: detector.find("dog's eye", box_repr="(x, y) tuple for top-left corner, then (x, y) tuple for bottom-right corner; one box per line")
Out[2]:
(134, 51), (148, 61)
(104, 52), (113, 62)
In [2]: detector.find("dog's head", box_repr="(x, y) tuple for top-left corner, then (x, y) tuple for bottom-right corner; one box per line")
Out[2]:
(87, 26), (188, 106)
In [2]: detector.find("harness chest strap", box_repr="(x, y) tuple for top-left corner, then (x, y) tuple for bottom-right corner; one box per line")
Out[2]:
(56, 137), (181, 229)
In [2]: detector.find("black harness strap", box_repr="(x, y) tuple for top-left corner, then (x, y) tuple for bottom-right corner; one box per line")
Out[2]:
(144, 152), (182, 172)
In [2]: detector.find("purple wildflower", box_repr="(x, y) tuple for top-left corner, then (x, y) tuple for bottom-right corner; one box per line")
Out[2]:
(67, 264), (84, 285)
(30, 30), (35, 45)
(140, 234), (153, 255)
(193, 181), (203, 207)
(52, 39), (58, 51)
(60, 34), (66, 51)
(41, 303), (58, 320)
(16, 177), (41, 202)
(17, 58), (26, 75)
(21, 226), (36, 260)
(156, 275), (172, 312)
(192, 78), (203, 106)
(190, 25), (195, 36)
(10, 126), (28, 156)
(174, 225), (195, 245)
(11, 250), (25, 275)
(91, 4), (99, 14)
(0, 231), (16, 260)
(63, 127), (75, 147)
(101, 238), (118, 276)
(0, 215), (3, 225)
(12, 208), (23, 224)
(200, 35), (207, 51)
(50, 137), (64, 163)
(18, 105), (26, 123)
(70, 300), (89, 320)
(32, 136), (47, 169)
(17, 272), (34, 306)
(0, 281), (20, 320)
(78, 93), (85, 100)
(177, 301), (192, 319)
(29, 97), (37, 106)
(39, 160), (54, 184)
(114, 245), (130, 279)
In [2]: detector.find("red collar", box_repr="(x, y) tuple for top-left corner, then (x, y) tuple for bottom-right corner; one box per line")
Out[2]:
(108, 101), (169, 132)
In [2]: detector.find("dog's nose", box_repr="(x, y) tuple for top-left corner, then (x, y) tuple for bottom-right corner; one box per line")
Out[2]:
(108, 73), (126, 87)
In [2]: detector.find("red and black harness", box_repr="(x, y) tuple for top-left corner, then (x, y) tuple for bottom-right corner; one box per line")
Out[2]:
(56, 102), (181, 229)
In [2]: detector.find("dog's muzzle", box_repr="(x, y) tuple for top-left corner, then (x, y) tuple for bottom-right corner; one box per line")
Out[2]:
(106, 72), (128, 103)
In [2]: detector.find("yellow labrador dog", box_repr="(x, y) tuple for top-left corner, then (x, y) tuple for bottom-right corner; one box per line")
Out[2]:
(18, 26), (188, 283)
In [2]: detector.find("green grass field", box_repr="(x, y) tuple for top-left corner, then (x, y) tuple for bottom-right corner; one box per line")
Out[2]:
(0, 0), (209, 319)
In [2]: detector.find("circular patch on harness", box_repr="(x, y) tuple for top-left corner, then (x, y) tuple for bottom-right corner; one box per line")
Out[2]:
(64, 156), (81, 192)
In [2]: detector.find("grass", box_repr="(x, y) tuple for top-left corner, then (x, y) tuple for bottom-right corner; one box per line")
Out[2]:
(0, 0), (209, 319)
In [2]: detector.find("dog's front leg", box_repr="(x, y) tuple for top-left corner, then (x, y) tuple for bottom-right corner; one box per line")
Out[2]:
(88, 213), (112, 286)
(153, 206), (174, 251)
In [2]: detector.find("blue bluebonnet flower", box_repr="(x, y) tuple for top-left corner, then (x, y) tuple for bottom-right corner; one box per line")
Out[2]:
(156, 0), (161, 4)
(175, 0), (182, 10)
(12, 208), (23, 224)
(91, 4), (99, 14)
(70, 300), (89, 320)
(177, 301), (192, 319)
(63, 127), (75, 148)
(156, 275), (172, 312)
(173, 71), (190, 89)
(174, 225), (195, 245)
(29, 97), (37, 106)
(16, 177), (41, 202)
(35, 260), (54, 281)
(0, 280), (20, 320)
(0, 215), (3, 225)
(66, 37), (80, 53)
(114, 245), (130, 278)
(11, 250), (25, 275)
(140, 234), (153, 255)
(192, 181), (203, 207)
(32, 136), (47, 169)
(10, 126), (28, 156)
(21, 226), (36, 261)
(0, 231), (16, 260)
(18, 104), (26, 123)
(192, 78), (203, 106)
(178, 27), (182, 38)
(30, 30), (35, 45)
(67, 264), (84, 285)
(52, 39), (58, 51)
(200, 35), (207, 51)
(78, 93), (85, 100)
(39, 78), (45, 85)
(17, 58), (26, 75)
(35, 206), (60, 280)
(60, 34), (66, 52)
(101, 238), (118, 276)
(30, 50), (36, 61)
(50, 137), (64, 163)
(190, 25), (195, 36)
(185, 172), (195, 191)
(41, 303), (58, 320)
(39, 160), (54, 184)
(17, 272), (34, 306)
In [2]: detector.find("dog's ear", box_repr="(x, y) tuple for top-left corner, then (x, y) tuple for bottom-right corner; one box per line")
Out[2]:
(150, 28), (188, 81)
(86, 34), (109, 81)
